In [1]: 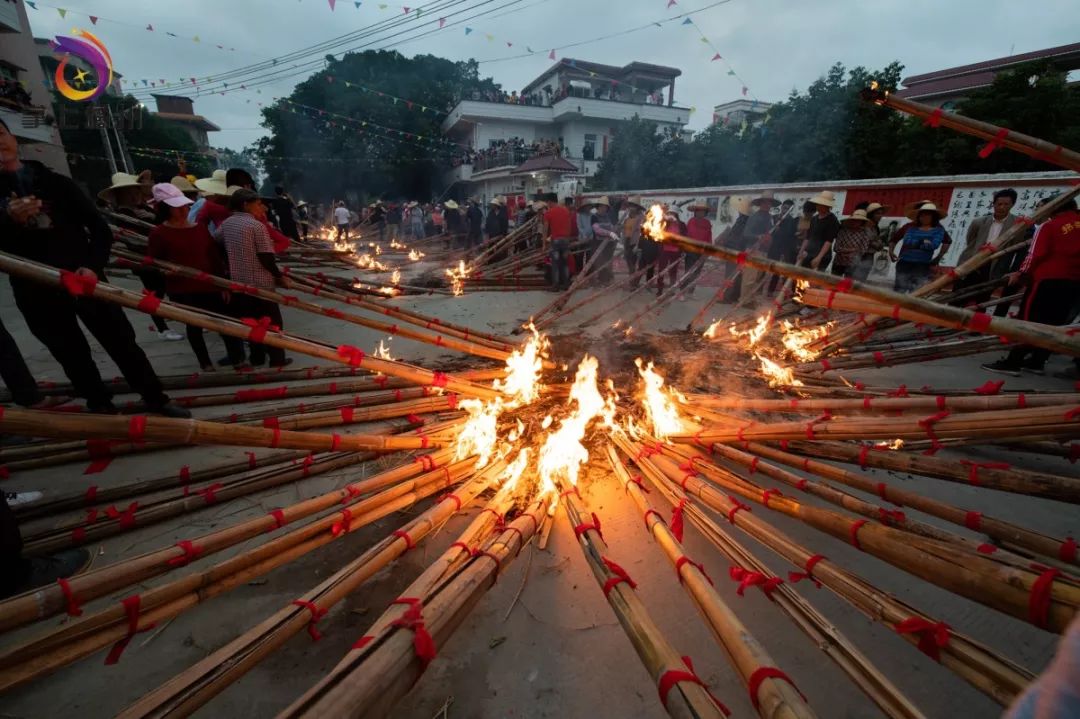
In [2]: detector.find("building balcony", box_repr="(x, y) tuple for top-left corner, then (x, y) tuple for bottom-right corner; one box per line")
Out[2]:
(0, 101), (56, 144)
(551, 96), (690, 125)
(441, 100), (553, 134)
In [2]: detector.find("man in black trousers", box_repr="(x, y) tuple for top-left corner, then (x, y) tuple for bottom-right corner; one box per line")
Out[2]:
(0, 119), (188, 417)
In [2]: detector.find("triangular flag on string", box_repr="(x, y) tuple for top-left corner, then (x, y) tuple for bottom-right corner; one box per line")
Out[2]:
(742, 86), (748, 96)
(378, 3), (387, 8)
(699, 36), (708, 43)
(689, 106), (696, 113)
(328, 0), (336, 10)
(464, 27), (472, 34)
(193, 35), (200, 42)
(146, 24), (153, 31)
(548, 50), (556, 60)
(726, 69), (735, 76)
(25, 1), (36, 8)
(403, 6), (410, 13)
(711, 52), (721, 61)
(354, 1), (361, 6)
(166, 31), (177, 37)
(506, 42), (512, 47)
(485, 33), (493, 41)
(681, 17), (692, 24)
(416, 8), (421, 16)
(666, 0), (676, 6)
(89, 15), (97, 24)
(526, 46), (534, 53)
(438, 17), (446, 27)
(57, 8), (66, 18)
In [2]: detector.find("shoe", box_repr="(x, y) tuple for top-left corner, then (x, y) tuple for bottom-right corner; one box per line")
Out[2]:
(1020, 364), (1045, 376)
(268, 357), (294, 368)
(158, 329), (184, 342)
(29, 395), (74, 410)
(147, 401), (192, 419)
(981, 360), (1021, 377)
(217, 354), (244, 367)
(4, 490), (43, 507)
(199, 364), (217, 373)
(4, 548), (92, 599)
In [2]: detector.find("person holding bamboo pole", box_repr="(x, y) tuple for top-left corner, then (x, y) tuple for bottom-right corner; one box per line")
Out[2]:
(796, 191), (839, 272)
(681, 200), (713, 299)
(214, 189), (293, 368)
(982, 196), (1080, 377)
(148, 183), (247, 371)
(740, 190), (779, 302)
(766, 199), (800, 292)
(0, 119), (189, 419)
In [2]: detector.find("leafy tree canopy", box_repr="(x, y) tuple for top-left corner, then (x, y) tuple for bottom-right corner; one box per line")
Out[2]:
(256, 50), (498, 203)
(593, 59), (1079, 191)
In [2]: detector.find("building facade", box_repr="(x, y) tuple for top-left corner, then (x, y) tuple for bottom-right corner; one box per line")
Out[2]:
(0, 0), (69, 174)
(711, 99), (772, 129)
(151, 94), (220, 151)
(442, 59), (689, 202)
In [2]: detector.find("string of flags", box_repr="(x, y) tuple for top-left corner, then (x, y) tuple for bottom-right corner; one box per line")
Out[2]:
(70, 145), (436, 167)
(669, 4), (755, 101)
(25, 1), (239, 52)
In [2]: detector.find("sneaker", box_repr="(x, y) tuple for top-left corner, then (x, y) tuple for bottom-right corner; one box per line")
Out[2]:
(1020, 364), (1045, 376)
(159, 329), (184, 342)
(29, 396), (74, 410)
(4, 490), (43, 507)
(981, 360), (1021, 377)
(147, 401), (192, 419)
(3, 548), (92, 599)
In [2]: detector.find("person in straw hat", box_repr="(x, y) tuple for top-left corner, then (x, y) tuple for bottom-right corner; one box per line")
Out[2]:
(589, 196), (618, 285)
(797, 190), (840, 271)
(621, 197), (646, 287)
(443, 199), (464, 249)
(682, 199), (713, 298)
(738, 190), (779, 302)
(407, 201), (425, 240)
(831, 209), (876, 278)
(889, 202), (952, 293)
(854, 202), (890, 280)
(484, 196), (508, 243)
(766, 199), (799, 293)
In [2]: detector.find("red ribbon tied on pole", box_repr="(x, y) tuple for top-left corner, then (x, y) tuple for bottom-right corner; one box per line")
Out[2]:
(241, 316), (278, 343)
(923, 107), (944, 128)
(136, 289), (162, 314)
(336, 345), (365, 367)
(895, 617), (951, 661)
(59, 269), (99, 296)
(391, 597), (437, 666)
(978, 128), (1010, 159)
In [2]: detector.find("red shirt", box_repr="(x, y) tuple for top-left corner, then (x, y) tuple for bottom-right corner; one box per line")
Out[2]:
(1021, 210), (1080, 284)
(148, 223), (226, 295)
(197, 199), (290, 253)
(686, 217), (712, 244)
(545, 204), (573, 239)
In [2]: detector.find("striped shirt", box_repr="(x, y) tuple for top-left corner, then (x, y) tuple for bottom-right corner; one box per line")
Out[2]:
(215, 212), (276, 289)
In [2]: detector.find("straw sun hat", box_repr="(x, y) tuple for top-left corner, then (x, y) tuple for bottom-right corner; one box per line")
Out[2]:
(194, 169), (229, 196)
(842, 209), (871, 225)
(750, 190), (778, 207)
(808, 190), (837, 208)
(97, 172), (151, 203)
(444, 200), (459, 209)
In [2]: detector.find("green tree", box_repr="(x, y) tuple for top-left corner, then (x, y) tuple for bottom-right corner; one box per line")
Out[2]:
(257, 50), (499, 202)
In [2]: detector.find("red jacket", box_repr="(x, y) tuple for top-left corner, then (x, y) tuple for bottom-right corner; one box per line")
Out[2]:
(1020, 210), (1080, 284)
(686, 217), (712, 244)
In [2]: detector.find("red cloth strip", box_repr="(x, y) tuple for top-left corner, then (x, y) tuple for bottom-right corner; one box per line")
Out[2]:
(331, 509), (353, 537)
(352, 635), (374, 651)
(878, 508), (906, 525)
(336, 345), (365, 367)
(263, 417), (280, 429)
(973, 380), (1004, 395)
(964, 511), (982, 531)
(643, 508), (663, 529)
(726, 497), (751, 524)
(1017, 393), (1027, 409)
(440, 493), (462, 511)
(888, 384), (909, 398)
(431, 372), (449, 388)
(573, 512), (603, 542)
(747, 666), (806, 710)
(849, 519), (869, 550)
(959, 460), (1011, 486)
(234, 386), (288, 402)
(105, 501), (139, 529)
(1029, 569), (1061, 629)
(923, 107), (944, 128)
(166, 540), (203, 567)
(761, 488), (782, 505)
(449, 541), (472, 554)
(675, 555), (712, 585)
(104, 594), (156, 665)
(601, 556), (637, 597)
(59, 269), (99, 296)
(246, 451), (257, 469)
(196, 484), (223, 505)
(625, 474), (649, 494)
(825, 278), (854, 309)
(291, 599), (327, 641)
(390, 597), (437, 666)
(968, 312), (993, 333)
(340, 407), (354, 423)
(748, 456), (760, 475)
(57, 577), (83, 616)
(670, 499), (687, 542)
(331, 433), (342, 451)
(895, 617), (951, 661)
(392, 529), (416, 550)
(268, 509), (287, 530)
(978, 128), (1010, 158)
(241, 316), (278, 343)
(978, 543), (998, 554)
(857, 445), (870, 469)
(788, 553), (826, 588)
(1060, 537), (1077, 563)
(658, 656), (730, 715)
(136, 290), (161, 314)
(84, 484), (99, 505)
(560, 487), (580, 501)
(729, 566), (783, 600)
(414, 454), (435, 472)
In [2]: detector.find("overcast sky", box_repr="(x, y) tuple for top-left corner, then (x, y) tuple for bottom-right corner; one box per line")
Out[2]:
(24, 0), (1079, 152)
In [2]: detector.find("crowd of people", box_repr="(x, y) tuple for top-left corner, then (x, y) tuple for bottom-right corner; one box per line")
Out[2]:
(0, 79), (35, 111)
(450, 137), (564, 170)
(461, 82), (668, 108)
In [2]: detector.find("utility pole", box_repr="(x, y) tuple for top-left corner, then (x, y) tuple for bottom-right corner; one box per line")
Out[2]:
(105, 104), (133, 173)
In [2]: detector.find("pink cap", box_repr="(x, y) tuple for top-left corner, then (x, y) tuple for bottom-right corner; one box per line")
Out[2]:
(152, 182), (193, 208)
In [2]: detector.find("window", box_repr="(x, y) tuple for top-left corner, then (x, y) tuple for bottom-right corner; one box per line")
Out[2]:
(0, 62), (18, 83)
(583, 134), (596, 161)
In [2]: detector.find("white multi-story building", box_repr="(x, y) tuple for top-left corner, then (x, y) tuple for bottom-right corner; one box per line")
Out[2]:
(442, 58), (689, 202)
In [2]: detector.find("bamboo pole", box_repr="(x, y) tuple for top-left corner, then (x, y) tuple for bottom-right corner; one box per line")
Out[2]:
(784, 440), (1080, 504)
(111, 249), (515, 364)
(605, 445), (817, 719)
(575, 260), (663, 329)
(616, 257), (708, 336)
(115, 464), (505, 719)
(529, 236), (616, 324)
(0, 458), (478, 694)
(0, 448), (458, 636)
(691, 393), (1079, 414)
(0, 251), (503, 400)
(557, 479), (729, 718)
(277, 468), (527, 718)
(794, 336), (1003, 374)
(616, 435), (1030, 707)
(644, 225), (1080, 357)
(649, 450), (1080, 633)
(532, 259), (656, 331)
(862, 86), (1080, 172)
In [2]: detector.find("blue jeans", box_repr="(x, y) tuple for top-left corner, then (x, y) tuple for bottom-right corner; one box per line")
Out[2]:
(550, 238), (571, 288)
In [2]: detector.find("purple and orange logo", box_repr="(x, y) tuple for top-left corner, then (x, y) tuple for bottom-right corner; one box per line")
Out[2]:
(52, 29), (113, 102)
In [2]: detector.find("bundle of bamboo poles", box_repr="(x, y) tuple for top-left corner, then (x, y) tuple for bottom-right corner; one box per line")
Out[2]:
(0, 250), (503, 400)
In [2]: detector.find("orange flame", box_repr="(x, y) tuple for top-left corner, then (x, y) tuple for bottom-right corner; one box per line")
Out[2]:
(635, 358), (689, 439)
(642, 204), (666, 241)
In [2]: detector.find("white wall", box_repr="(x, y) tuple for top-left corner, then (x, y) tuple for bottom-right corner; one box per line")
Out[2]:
(558, 118), (615, 160)
(473, 119), (545, 148)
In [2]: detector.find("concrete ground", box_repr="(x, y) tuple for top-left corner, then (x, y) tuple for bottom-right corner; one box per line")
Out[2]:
(0, 254), (1077, 719)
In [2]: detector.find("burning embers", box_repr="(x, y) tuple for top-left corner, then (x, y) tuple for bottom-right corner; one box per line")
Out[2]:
(446, 260), (469, 297)
(702, 309), (836, 389)
(635, 359), (689, 439)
